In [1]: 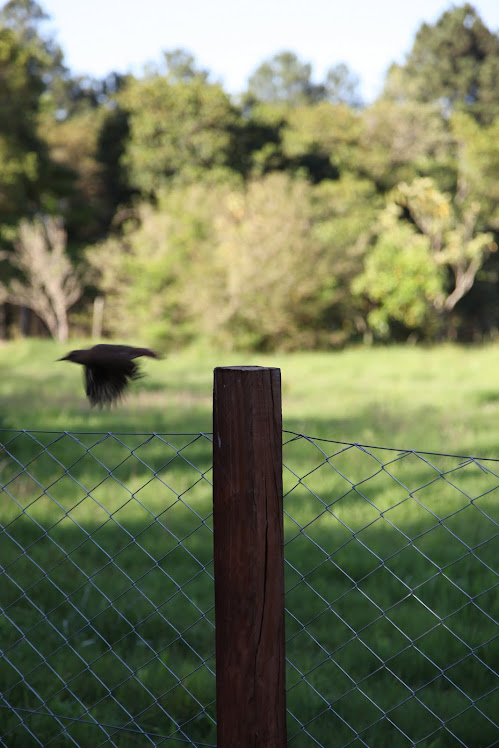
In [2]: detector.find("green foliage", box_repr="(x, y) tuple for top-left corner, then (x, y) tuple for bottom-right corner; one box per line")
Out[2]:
(85, 183), (225, 346)
(161, 47), (209, 84)
(118, 74), (239, 194)
(395, 177), (495, 312)
(0, 25), (45, 222)
(39, 108), (112, 238)
(353, 206), (443, 338)
(194, 173), (337, 350)
(96, 103), (131, 212)
(451, 112), (499, 230)
(282, 101), (362, 181)
(1, 4), (499, 346)
(384, 4), (499, 123)
(246, 50), (324, 105)
(0, 0), (65, 81)
(0, 0), (78, 231)
(324, 62), (362, 107)
(237, 101), (290, 176)
(310, 175), (381, 342)
(359, 100), (453, 190)
(86, 175), (345, 351)
(354, 176), (496, 339)
(246, 51), (361, 109)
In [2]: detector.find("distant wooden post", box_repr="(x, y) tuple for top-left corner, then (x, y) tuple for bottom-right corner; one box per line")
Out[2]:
(213, 366), (287, 747)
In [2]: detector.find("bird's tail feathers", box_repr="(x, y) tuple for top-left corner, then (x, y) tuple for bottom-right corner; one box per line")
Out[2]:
(132, 347), (161, 360)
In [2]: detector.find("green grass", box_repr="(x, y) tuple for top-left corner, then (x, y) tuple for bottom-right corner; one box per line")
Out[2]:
(0, 340), (498, 746)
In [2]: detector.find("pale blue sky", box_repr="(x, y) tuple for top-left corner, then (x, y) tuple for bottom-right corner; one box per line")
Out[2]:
(39, 0), (499, 101)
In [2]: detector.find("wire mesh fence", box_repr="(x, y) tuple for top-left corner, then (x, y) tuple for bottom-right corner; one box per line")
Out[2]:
(283, 432), (498, 748)
(0, 429), (216, 747)
(1, 427), (498, 747)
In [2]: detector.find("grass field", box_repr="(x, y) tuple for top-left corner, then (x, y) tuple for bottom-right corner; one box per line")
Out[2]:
(0, 340), (498, 746)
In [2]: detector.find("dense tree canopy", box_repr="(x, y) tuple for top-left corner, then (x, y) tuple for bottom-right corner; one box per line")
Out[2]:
(118, 74), (241, 194)
(0, 1), (498, 348)
(247, 51), (323, 106)
(0, 14), (51, 224)
(246, 50), (362, 109)
(384, 3), (499, 123)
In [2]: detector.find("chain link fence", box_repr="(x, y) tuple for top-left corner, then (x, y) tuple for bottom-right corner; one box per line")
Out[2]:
(0, 430), (216, 747)
(1, 428), (498, 746)
(283, 432), (498, 748)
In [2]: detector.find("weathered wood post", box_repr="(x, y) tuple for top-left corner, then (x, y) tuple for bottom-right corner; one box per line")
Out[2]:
(213, 366), (287, 747)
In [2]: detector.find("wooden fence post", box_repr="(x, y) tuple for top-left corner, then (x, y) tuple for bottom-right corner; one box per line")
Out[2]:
(213, 366), (287, 747)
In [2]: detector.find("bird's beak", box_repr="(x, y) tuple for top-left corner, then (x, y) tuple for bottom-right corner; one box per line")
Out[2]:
(57, 355), (70, 361)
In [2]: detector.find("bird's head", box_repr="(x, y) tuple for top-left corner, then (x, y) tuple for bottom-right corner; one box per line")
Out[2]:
(58, 349), (86, 364)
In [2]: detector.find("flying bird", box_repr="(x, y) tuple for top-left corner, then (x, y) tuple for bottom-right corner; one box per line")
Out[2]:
(59, 344), (160, 406)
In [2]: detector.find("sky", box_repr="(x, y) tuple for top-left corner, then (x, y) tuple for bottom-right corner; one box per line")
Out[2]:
(39, 0), (499, 102)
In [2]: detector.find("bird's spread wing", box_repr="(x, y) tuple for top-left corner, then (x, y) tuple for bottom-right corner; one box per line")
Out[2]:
(84, 360), (143, 407)
(91, 344), (159, 360)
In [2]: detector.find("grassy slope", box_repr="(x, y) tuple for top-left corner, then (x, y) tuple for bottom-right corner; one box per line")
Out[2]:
(0, 341), (498, 746)
(2, 339), (499, 453)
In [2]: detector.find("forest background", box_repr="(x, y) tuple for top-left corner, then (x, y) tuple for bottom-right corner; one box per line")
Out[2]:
(1, 0), (499, 352)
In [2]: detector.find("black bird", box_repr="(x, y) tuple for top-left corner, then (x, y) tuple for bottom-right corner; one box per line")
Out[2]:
(59, 344), (160, 406)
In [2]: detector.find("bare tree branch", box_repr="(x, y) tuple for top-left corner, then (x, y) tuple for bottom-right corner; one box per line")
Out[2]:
(397, 179), (495, 314)
(0, 216), (82, 342)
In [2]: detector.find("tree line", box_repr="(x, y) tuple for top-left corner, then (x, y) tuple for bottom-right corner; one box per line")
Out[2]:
(1, 0), (498, 348)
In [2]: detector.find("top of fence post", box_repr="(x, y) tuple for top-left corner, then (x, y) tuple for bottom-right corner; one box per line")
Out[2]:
(213, 366), (287, 748)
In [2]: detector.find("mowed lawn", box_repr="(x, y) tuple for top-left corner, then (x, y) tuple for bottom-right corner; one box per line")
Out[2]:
(0, 340), (498, 747)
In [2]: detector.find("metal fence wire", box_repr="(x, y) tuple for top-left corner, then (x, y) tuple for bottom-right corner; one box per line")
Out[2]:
(0, 428), (498, 747)
(282, 432), (498, 748)
(0, 430), (216, 748)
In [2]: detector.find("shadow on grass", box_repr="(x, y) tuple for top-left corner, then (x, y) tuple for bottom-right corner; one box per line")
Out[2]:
(284, 509), (497, 747)
(1, 510), (216, 746)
